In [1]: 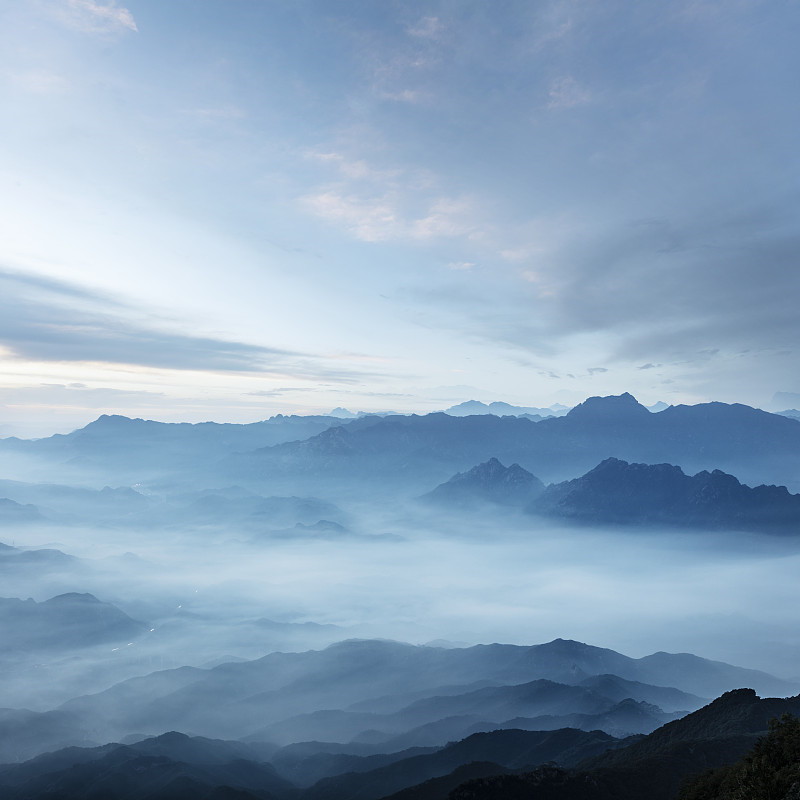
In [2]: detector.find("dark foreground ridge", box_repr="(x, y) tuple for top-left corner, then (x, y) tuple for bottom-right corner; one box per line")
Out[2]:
(449, 689), (800, 800)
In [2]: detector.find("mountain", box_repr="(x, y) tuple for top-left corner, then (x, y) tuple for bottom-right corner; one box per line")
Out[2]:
(299, 728), (624, 800)
(249, 678), (681, 746)
(531, 457), (800, 532)
(0, 497), (42, 523)
(0, 479), (151, 526)
(0, 593), (146, 652)
(228, 394), (800, 494)
(6, 393), (800, 494)
(5, 693), (800, 800)
(448, 689), (800, 800)
(2, 638), (792, 762)
(0, 727), (623, 800)
(0, 731), (287, 800)
(0, 412), (351, 484)
(444, 401), (569, 418)
(0, 542), (77, 570)
(421, 458), (545, 507)
(679, 711), (800, 799)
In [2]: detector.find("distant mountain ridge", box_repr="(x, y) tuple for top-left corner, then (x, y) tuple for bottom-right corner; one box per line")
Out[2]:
(231, 393), (800, 493)
(444, 400), (570, 418)
(4, 393), (800, 492)
(0, 593), (146, 651)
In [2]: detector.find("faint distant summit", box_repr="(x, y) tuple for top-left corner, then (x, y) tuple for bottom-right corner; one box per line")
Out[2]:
(773, 391), (800, 407)
(444, 400), (570, 418)
(328, 407), (357, 419)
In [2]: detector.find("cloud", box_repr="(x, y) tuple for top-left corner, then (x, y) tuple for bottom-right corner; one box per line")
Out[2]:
(407, 17), (443, 40)
(379, 89), (427, 104)
(587, 367), (608, 375)
(547, 76), (591, 109)
(0, 270), (369, 382)
(0, 383), (165, 409)
(56, 0), (138, 34)
(546, 208), (800, 363)
(302, 150), (468, 243)
(301, 191), (401, 243)
(181, 106), (247, 121)
(6, 71), (70, 94)
(302, 187), (479, 244)
(304, 151), (401, 181)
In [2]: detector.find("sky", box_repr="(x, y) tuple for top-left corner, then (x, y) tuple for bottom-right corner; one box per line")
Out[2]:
(1, 0), (799, 436)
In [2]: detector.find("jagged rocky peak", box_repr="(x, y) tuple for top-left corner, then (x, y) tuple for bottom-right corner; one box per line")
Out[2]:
(423, 457), (545, 507)
(531, 457), (800, 531)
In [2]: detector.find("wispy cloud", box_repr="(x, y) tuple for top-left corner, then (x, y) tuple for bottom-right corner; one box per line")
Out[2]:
(547, 76), (591, 109)
(5, 70), (70, 94)
(301, 150), (480, 244)
(181, 106), (247, 121)
(407, 16), (443, 41)
(0, 270), (371, 382)
(0, 383), (165, 409)
(301, 190), (401, 243)
(302, 189), (479, 244)
(448, 261), (475, 271)
(55, 0), (138, 34)
(305, 151), (401, 182)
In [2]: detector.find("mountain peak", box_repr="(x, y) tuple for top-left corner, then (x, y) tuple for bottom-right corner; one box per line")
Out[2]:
(423, 458), (545, 507)
(45, 592), (102, 605)
(566, 392), (650, 421)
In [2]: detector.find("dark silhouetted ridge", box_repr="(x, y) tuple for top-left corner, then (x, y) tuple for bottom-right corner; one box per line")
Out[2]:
(422, 458), (545, 507)
(532, 457), (800, 531)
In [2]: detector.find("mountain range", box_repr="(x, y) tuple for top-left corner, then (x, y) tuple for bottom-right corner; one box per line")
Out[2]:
(2, 391), (800, 799)
(4, 393), (800, 494)
(423, 456), (800, 533)
(1, 637), (794, 764)
(1, 685), (799, 800)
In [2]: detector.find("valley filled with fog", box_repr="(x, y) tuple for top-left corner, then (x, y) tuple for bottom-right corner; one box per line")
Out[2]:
(2, 394), (800, 798)
(3, 501), (800, 711)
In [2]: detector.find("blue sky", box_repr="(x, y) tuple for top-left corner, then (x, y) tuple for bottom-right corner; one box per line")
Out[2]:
(1, 0), (799, 434)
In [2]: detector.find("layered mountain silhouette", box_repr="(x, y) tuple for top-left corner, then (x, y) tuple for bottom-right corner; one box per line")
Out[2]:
(228, 393), (800, 493)
(1, 638), (794, 763)
(2, 390), (800, 800)
(3, 690), (800, 800)
(4, 393), (800, 494)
